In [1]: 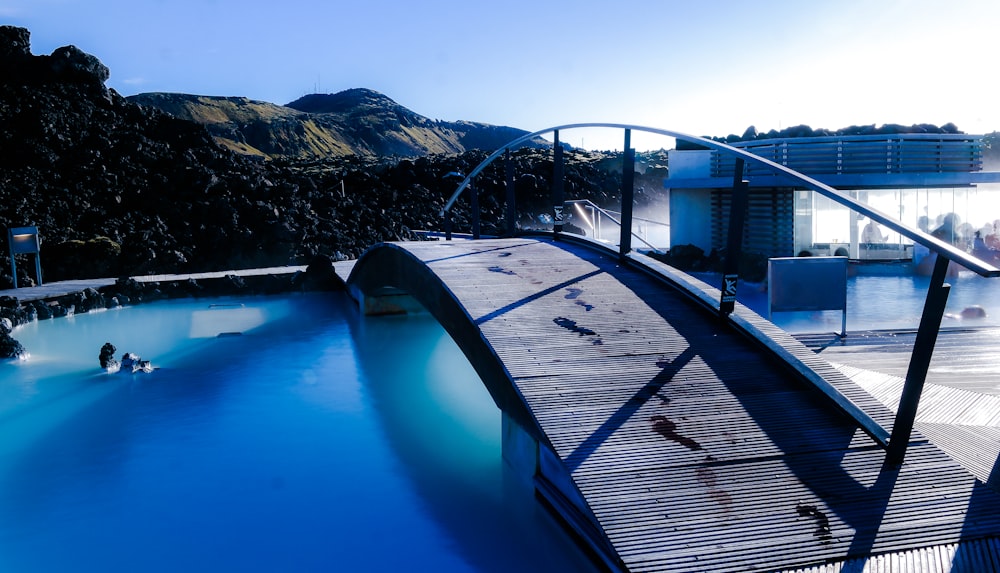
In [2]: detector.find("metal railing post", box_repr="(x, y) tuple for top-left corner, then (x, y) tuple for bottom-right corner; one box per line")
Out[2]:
(886, 253), (952, 464)
(505, 148), (516, 237)
(444, 210), (453, 241)
(619, 129), (635, 258)
(720, 159), (749, 315)
(553, 130), (565, 234)
(470, 182), (480, 240)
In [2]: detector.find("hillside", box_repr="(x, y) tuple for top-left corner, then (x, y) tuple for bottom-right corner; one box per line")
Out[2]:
(0, 26), (641, 290)
(129, 88), (543, 159)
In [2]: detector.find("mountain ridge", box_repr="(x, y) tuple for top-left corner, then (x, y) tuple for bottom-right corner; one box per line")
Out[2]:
(128, 88), (545, 159)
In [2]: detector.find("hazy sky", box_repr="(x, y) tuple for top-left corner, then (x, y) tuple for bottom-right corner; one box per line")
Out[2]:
(3, 0), (999, 150)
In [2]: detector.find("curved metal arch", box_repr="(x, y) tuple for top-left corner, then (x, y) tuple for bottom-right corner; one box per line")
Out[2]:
(443, 122), (1000, 277)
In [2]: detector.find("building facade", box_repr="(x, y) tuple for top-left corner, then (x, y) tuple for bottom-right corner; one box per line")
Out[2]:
(666, 134), (1000, 261)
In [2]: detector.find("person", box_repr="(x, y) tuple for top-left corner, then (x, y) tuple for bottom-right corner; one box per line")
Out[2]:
(917, 215), (930, 233)
(99, 342), (152, 373)
(99, 342), (119, 371)
(973, 230), (990, 257)
(932, 213), (961, 246)
(120, 352), (153, 373)
(986, 220), (1000, 251)
(974, 224), (1000, 265)
(861, 218), (886, 248)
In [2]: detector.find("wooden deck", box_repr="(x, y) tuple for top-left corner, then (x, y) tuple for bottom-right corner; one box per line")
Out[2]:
(796, 328), (1000, 396)
(797, 329), (1000, 502)
(347, 237), (1000, 573)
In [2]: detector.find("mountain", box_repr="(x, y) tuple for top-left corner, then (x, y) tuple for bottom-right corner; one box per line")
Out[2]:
(128, 88), (543, 159)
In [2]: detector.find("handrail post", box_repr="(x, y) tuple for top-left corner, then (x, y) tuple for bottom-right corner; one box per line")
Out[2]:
(505, 148), (516, 237)
(444, 210), (453, 241)
(886, 254), (951, 464)
(470, 182), (480, 240)
(552, 130), (565, 234)
(720, 158), (749, 315)
(619, 129), (635, 258)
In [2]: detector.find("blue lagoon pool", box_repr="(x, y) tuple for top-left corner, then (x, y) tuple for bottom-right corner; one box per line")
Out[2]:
(698, 271), (1000, 333)
(0, 294), (599, 572)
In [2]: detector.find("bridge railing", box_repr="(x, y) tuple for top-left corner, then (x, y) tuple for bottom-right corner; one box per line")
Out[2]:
(441, 123), (1000, 465)
(564, 199), (667, 255)
(442, 124), (998, 275)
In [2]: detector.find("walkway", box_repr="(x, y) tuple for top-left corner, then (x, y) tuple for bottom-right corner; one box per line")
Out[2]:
(795, 329), (1000, 496)
(0, 265), (307, 302)
(346, 236), (1000, 572)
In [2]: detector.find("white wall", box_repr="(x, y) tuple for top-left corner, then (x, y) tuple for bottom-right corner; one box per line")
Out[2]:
(668, 149), (712, 178)
(669, 188), (713, 252)
(667, 150), (714, 252)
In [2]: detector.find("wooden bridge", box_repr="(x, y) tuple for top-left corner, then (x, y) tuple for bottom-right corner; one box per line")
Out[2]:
(346, 235), (1000, 573)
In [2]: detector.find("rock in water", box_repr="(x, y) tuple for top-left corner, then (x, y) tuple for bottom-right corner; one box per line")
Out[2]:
(99, 341), (117, 369)
(0, 331), (25, 359)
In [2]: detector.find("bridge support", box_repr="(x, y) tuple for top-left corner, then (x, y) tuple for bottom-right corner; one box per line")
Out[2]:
(886, 253), (952, 464)
(502, 411), (620, 570)
(502, 411), (538, 485)
(351, 286), (426, 316)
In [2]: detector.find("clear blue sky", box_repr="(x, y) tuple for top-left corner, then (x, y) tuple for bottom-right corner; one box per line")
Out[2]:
(3, 0), (999, 150)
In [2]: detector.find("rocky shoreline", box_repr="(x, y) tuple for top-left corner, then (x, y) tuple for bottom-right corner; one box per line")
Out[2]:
(0, 257), (345, 359)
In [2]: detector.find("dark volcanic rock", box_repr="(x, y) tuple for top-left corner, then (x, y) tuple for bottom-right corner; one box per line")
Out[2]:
(0, 25), (662, 289)
(49, 45), (110, 86)
(0, 331), (25, 359)
(99, 341), (117, 369)
(0, 26), (30, 59)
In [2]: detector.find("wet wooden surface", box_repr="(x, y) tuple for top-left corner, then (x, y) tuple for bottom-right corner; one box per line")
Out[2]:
(795, 328), (1000, 396)
(374, 237), (1000, 573)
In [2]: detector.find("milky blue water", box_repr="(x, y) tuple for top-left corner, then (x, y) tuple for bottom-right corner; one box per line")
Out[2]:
(0, 294), (599, 572)
(698, 271), (1000, 333)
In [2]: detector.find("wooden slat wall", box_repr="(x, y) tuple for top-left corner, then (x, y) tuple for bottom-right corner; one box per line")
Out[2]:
(711, 188), (795, 258)
(712, 135), (983, 178)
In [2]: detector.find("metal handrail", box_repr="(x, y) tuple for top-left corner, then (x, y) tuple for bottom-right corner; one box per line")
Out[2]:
(567, 200), (670, 228)
(441, 122), (1000, 278)
(563, 199), (665, 254)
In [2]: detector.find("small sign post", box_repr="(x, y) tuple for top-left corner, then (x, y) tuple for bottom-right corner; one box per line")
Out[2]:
(552, 130), (565, 234)
(768, 256), (848, 337)
(721, 273), (738, 305)
(8, 226), (42, 289)
(719, 159), (749, 315)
